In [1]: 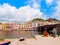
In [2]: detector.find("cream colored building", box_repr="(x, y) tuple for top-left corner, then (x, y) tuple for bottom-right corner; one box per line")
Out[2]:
(19, 22), (32, 30)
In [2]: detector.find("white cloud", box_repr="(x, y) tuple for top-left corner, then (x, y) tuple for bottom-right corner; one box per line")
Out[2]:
(32, 2), (40, 9)
(52, 0), (60, 20)
(46, 0), (54, 5)
(0, 2), (47, 22)
(18, 5), (47, 21)
(26, 0), (41, 9)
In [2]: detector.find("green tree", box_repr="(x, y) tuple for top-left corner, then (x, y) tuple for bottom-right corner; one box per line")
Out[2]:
(31, 18), (46, 22)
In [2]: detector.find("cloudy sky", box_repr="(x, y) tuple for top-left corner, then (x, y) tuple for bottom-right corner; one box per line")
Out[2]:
(0, 0), (60, 22)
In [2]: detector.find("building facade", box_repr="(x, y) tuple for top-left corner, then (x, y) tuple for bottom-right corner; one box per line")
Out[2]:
(0, 20), (60, 38)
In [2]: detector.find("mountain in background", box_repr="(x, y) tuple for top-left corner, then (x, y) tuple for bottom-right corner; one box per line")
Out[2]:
(31, 18), (46, 22)
(46, 18), (60, 22)
(31, 18), (60, 22)
(0, 18), (60, 23)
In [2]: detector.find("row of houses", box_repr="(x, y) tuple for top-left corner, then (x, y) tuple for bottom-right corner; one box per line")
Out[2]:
(0, 18), (60, 38)
(0, 22), (60, 31)
(0, 22), (31, 30)
(0, 18), (60, 31)
(0, 22), (38, 38)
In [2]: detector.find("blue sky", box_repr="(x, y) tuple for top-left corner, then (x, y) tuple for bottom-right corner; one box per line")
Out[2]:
(0, 0), (28, 8)
(40, 0), (57, 17)
(0, 0), (60, 22)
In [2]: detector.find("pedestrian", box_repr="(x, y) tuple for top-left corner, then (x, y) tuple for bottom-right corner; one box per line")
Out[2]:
(52, 27), (57, 37)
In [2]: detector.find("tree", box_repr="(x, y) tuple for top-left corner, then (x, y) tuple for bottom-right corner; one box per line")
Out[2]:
(31, 18), (46, 22)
